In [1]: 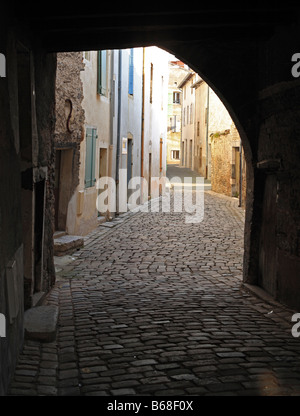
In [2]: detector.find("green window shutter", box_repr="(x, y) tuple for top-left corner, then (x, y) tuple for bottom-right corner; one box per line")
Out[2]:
(85, 128), (93, 187)
(85, 128), (97, 188)
(97, 51), (107, 95)
(91, 130), (97, 185)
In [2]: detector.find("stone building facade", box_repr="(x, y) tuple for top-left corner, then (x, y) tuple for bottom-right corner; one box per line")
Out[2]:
(181, 73), (247, 207)
(54, 52), (85, 234)
(54, 47), (169, 238)
(141, 47), (169, 202)
(167, 61), (189, 165)
(179, 71), (196, 169)
(210, 123), (247, 207)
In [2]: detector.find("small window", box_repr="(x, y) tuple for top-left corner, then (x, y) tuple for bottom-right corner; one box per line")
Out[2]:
(171, 150), (180, 160)
(170, 115), (177, 132)
(150, 63), (153, 104)
(173, 91), (180, 104)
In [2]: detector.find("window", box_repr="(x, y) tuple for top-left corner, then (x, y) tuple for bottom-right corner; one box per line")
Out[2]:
(128, 48), (134, 95)
(173, 91), (180, 104)
(169, 115), (177, 132)
(171, 150), (180, 160)
(187, 105), (189, 125)
(197, 121), (200, 136)
(190, 103), (193, 124)
(97, 50), (107, 96)
(150, 63), (153, 104)
(85, 127), (97, 188)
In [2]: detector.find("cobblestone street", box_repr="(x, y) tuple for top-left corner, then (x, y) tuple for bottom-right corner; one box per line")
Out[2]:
(8, 180), (300, 396)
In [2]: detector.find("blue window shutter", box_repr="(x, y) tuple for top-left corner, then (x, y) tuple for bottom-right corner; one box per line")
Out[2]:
(91, 129), (97, 185)
(97, 51), (107, 95)
(128, 48), (134, 95)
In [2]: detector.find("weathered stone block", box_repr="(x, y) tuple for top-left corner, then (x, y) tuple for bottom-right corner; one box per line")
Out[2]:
(54, 235), (84, 256)
(24, 305), (59, 343)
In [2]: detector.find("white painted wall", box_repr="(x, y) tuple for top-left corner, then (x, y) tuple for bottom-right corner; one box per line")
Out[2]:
(67, 51), (112, 235)
(66, 47), (169, 233)
(142, 47), (169, 203)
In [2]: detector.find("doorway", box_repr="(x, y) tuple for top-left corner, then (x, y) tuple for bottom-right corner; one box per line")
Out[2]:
(98, 147), (108, 216)
(54, 148), (73, 231)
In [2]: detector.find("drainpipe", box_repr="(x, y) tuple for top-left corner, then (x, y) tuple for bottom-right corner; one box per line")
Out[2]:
(115, 49), (122, 215)
(107, 50), (114, 219)
(141, 47), (145, 200)
(109, 50), (115, 147)
(205, 84), (210, 179)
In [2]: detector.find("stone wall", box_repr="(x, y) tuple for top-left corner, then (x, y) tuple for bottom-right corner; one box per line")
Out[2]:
(0, 30), (24, 395)
(210, 123), (247, 207)
(210, 130), (233, 197)
(54, 52), (85, 199)
(0, 20), (57, 393)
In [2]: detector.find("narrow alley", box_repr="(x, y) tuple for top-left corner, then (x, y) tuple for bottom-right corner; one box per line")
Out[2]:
(8, 166), (300, 396)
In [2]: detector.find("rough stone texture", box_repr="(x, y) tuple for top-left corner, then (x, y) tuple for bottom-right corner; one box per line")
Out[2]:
(211, 123), (247, 207)
(8, 183), (300, 396)
(0, 27), (26, 395)
(54, 235), (84, 256)
(24, 306), (59, 342)
(54, 52), (85, 199)
(34, 51), (58, 295)
(211, 130), (235, 197)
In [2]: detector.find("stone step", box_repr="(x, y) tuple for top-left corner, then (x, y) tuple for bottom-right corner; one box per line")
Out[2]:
(24, 305), (59, 343)
(54, 234), (84, 256)
(32, 291), (46, 307)
(53, 230), (67, 239)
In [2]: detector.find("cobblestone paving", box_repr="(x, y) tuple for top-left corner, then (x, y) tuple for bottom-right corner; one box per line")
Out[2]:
(8, 189), (300, 396)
